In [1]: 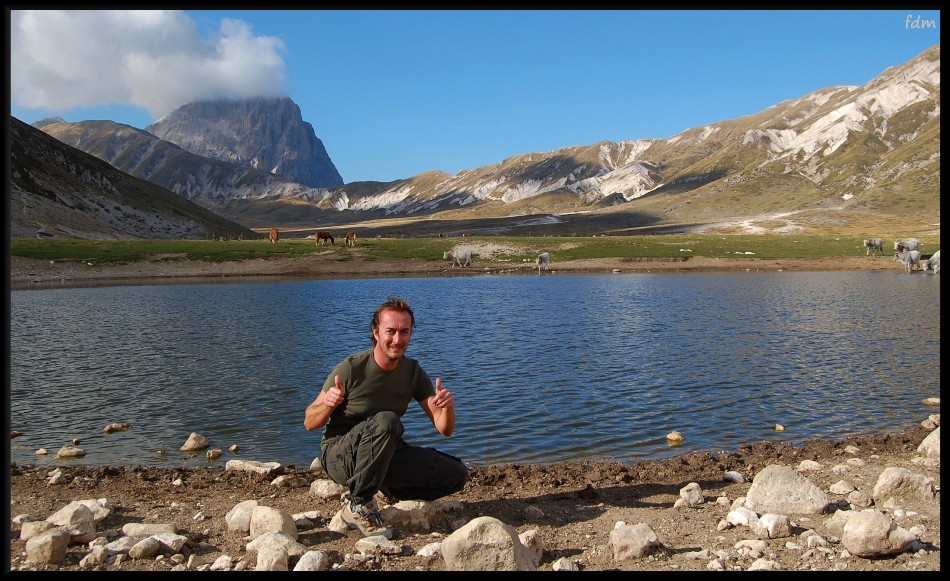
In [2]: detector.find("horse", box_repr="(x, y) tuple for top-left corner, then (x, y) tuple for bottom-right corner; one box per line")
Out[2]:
(316, 231), (335, 245)
(268, 228), (279, 244)
(345, 232), (357, 247)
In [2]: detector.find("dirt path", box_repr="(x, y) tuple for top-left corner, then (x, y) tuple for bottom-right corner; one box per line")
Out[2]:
(10, 254), (906, 289)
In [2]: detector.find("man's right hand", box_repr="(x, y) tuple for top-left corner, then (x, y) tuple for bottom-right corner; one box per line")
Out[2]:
(304, 375), (346, 431)
(325, 375), (345, 408)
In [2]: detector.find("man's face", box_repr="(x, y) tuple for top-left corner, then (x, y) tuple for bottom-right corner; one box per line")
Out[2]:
(374, 309), (412, 362)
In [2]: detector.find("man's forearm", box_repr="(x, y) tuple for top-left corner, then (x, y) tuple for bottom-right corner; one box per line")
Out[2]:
(435, 407), (455, 437)
(304, 394), (334, 431)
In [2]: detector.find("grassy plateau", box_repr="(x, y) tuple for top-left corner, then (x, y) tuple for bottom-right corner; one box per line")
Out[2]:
(8, 233), (941, 266)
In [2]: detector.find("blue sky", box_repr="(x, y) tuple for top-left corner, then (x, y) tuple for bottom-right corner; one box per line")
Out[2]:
(9, 9), (941, 184)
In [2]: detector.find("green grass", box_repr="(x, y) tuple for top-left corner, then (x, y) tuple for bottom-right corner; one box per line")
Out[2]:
(10, 234), (940, 265)
(8, 239), (325, 264)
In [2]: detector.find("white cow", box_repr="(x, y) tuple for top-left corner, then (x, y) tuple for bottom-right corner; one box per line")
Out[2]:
(893, 250), (922, 273)
(535, 252), (551, 274)
(923, 250), (940, 274)
(894, 238), (921, 253)
(443, 249), (472, 268)
(863, 238), (884, 256)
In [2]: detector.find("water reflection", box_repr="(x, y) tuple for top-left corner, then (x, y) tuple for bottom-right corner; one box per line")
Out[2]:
(10, 272), (940, 468)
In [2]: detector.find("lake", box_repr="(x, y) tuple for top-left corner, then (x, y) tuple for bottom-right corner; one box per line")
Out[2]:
(9, 271), (940, 469)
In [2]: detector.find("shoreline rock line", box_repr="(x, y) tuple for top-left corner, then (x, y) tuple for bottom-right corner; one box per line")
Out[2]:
(9, 422), (939, 571)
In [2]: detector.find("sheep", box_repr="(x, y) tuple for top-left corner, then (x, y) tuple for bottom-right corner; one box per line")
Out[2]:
(863, 238), (884, 256)
(443, 249), (473, 268)
(536, 252), (551, 274)
(893, 249), (922, 273)
(923, 250), (940, 274)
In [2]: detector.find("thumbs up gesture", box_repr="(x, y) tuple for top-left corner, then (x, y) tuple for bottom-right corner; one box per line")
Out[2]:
(325, 375), (345, 408)
(432, 377), (455, 409)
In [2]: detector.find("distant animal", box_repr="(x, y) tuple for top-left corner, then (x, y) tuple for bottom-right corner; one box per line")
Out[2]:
(863, 238), (884, 256)
(268, 228), (279, 244)
(893, 249), (922, 273)
(316, 231), (335, 245)
(894, 238), (921, 253)
(443, 249), (472, 268)
(923, 250), (940, 274)
(345, 232), (358, 247)
(536, 252), (551, 274)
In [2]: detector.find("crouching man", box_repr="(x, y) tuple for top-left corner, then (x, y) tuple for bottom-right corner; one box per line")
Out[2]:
(304, 295), (468, 538)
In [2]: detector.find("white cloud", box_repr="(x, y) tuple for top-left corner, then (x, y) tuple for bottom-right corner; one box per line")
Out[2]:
(10, 10), (286, 119)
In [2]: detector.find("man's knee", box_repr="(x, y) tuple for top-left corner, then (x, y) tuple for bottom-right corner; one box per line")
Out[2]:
(448, 461), (469, 493)
(435, 453), (469, 496)
(368, 411), (404, 438)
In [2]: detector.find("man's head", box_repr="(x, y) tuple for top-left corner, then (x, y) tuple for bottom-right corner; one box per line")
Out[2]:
(370, 295), (415, 347)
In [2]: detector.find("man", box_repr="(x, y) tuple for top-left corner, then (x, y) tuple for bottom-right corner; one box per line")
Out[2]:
(304, 296), (468, 538)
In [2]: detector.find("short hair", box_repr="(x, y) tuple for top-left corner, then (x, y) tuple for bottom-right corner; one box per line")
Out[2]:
(370, 295), (415, 345)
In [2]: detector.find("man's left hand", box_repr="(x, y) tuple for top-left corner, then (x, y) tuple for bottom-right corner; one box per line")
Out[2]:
(432, 377), (455, 408)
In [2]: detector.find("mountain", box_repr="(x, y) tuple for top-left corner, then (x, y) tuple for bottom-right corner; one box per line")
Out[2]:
(295, 43), (938, 235)
(32, 44), (939, 236)
(37, 118), (324, 211)
(9, 117), (258, 240)
(145, 96), (343, 189)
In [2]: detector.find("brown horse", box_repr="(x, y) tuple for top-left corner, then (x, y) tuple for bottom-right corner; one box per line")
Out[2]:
(268, 228), (279, 244)
(345, 232), (357, 247)
(316, 231), (335, 245)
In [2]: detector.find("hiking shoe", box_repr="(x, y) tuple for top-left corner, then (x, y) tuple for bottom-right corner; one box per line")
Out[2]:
(341, 499), (393, 539)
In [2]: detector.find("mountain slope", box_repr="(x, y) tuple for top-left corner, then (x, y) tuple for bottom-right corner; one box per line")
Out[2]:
(32, 44), (939, 236)
(9, 117), (258, 240)
(145, 96), (344, 188)
(36, 118), (334, 212)
(256, 44), (939, 234)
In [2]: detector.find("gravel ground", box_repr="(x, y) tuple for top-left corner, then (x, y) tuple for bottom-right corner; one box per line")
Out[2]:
(8, 423), (939, 571)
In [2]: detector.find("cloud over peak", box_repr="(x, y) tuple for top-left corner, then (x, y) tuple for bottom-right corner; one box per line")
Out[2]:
(11, 10), (287, 119)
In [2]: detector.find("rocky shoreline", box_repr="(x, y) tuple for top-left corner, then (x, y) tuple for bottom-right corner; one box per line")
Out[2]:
(9, 420), (940, 571)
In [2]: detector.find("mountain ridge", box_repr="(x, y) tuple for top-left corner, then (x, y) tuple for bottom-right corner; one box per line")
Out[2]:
(9, 117), (258, 240)
(29, 43), (939, 237)
(145, 96), (344, 189)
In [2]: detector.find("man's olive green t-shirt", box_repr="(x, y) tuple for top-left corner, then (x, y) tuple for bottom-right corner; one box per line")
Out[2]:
(320, 348), (435, 442)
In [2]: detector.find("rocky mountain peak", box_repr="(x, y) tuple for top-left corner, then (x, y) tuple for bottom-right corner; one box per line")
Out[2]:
(32, 116), (67, 129)
(145, 96), (344, 189)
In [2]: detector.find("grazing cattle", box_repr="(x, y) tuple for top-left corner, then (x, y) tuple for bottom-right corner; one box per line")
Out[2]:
(893, 250), (922, 273)
(316, 231), (335, 245)
(894, 238), (921, 252)
(268, 228), (279, 244)
(536, 252), (551, 274)
(443, 249), (473, 268)
(863, 238), (884, 256)
(923, 249), (940, 274)
(345, 232), (358, 247)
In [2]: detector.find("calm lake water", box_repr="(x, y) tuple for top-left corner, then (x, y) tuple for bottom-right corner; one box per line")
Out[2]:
(9, 271), (940, 469)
